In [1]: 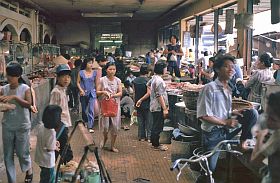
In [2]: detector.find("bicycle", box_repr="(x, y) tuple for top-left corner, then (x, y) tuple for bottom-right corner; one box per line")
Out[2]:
(170, 140), (243, 183)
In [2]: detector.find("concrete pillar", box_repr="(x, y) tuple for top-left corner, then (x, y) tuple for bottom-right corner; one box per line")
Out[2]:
(180, 19), (187, 45)
(237, 0), (253, 75)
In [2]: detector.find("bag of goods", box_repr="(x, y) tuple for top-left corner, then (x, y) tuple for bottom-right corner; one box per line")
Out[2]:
(100, 98), (118, 117)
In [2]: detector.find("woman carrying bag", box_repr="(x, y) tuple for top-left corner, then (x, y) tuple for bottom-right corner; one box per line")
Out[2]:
(97, 62), (122, 153)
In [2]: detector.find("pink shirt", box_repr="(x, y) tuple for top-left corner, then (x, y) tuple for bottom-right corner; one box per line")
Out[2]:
(49, 85), (72, 127)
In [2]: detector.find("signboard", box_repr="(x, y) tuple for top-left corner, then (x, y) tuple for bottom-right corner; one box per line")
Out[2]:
(183, 31), (191, 47)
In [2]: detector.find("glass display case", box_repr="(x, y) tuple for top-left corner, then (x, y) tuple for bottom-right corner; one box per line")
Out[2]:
(0, 41), (60, 82)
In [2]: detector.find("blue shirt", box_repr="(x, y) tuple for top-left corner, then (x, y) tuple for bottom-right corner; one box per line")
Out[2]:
(79, 70), (97, 98)
(197, 79), (232, 132)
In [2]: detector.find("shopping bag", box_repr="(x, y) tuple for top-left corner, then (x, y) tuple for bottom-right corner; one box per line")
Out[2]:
(100, 98), (118, 117)
(130, 109), (138, 126)
(170, 54), (177, 62)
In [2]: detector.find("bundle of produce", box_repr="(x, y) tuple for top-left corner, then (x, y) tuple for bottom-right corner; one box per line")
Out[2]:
(232, 99), (253, 111)
(181, 82), (204, 92)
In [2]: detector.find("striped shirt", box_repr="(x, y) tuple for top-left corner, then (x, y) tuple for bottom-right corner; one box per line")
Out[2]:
(197, 79), (232, 132)
(246, 68), (273, 103)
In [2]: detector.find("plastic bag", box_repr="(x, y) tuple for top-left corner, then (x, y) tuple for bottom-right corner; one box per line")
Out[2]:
(170, 54), (177, 62)
(130, 110), (138, 126)
(100, 98), (118, 117)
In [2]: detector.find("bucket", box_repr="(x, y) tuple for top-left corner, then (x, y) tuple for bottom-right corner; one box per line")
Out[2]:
(171, 139), (200, 162)
(159, 126), (174, 144)
(86, 172), (100, 183)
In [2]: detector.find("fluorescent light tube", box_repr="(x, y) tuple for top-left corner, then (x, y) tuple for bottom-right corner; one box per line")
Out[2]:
(81, 13), (133, 18)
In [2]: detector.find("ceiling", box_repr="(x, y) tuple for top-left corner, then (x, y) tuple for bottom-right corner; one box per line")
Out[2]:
(189, 0), (271, 25)
(16, 0), (193, 21)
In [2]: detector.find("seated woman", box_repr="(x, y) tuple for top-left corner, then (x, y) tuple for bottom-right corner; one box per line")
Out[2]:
(251, 92), (280, 183)
(245, 53), (274, 103)
(120, 90), (134, 118)
(198, 57), (215, 84)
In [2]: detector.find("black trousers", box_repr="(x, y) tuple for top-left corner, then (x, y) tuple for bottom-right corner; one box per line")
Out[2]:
(55, 127), (73, 164)
(167, 61), (181, 77)
(69, 86), (79, 110)
(151, 111), (164, 147)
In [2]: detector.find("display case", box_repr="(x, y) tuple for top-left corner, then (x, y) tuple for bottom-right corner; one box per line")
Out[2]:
(0, 40), (33, 77)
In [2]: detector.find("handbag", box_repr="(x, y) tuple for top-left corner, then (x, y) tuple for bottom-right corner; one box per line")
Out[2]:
(170, 54), (177, 62)
(101, 97), (118, 117)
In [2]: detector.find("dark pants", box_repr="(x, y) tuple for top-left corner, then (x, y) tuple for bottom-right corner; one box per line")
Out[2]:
(80, 95), (95, 129)
(40, 166), (55, 183)
(202, 109), (258, 172)
(137, 108), (152, 140)
(167, 61), (181, 77)
(151, 111), (164, 147)
(69, 86), (79, 111)
(55, 127), (73, 165)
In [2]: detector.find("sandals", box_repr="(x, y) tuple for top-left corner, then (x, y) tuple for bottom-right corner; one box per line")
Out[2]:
(24, 172), (33, 183)
(123, 125), (130, 130)
(89, 129), (95, 133)
(153, 145), (168, 151)
(111, 147), (119, 153)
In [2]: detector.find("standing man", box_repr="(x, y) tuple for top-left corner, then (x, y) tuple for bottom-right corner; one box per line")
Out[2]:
(164, 35), (183, 78)
(196, 54), (258, 182)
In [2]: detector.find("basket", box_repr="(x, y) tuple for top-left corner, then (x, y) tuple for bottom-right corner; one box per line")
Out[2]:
(183, 90), (199, 110)
(232, 99), (253, 111)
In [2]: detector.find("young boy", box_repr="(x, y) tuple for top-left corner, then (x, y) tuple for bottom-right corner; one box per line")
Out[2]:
(35, 105), (62, 183)
(49, 64), (73, 164)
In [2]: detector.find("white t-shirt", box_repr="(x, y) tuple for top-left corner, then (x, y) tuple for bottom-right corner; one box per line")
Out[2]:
(35, 122), (56, 168)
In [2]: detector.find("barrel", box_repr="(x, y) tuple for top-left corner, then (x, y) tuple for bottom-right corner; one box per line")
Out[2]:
(171, 139), (200, 162)
(183, 90), (199, 110)
(159, 126), (174, 144)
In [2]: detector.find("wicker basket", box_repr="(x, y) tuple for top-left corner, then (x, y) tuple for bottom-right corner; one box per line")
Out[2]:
(183, 90), (199, 110)
(232, 99), (253, 111)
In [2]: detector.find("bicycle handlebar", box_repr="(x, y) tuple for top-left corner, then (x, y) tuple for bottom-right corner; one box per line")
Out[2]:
(171, 140), (241, 171)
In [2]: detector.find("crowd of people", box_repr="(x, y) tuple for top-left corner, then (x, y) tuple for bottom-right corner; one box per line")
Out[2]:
(0, 35), (279, 183)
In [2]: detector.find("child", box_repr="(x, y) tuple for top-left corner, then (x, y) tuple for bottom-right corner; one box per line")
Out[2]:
(251, 92), (280, 183)
(97, 62), (122, 153)
(147, 61), (169, 151)
(35, 105), (62, 183)
(49, 64), (73, 164)
(0, 61), (33, 183)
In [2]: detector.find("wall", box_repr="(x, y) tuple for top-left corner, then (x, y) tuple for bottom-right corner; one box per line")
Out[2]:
(56, 20), (90, 45)
(0, 6), (34, 42)
(122, 20), (157, 56)
(0, 3), (55, 43)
